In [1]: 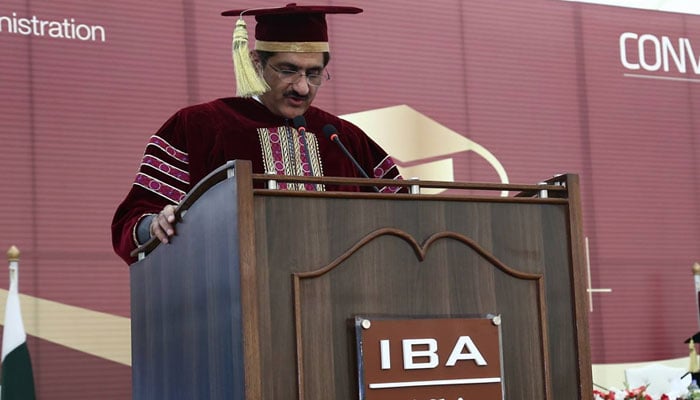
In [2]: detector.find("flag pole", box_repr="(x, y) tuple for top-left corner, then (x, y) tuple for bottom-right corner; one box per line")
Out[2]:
(2, 245), (37, 400)
(7, 245), (19, 292)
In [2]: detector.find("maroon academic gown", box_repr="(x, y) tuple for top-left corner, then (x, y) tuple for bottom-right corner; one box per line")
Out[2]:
(111, 97), (402, 264)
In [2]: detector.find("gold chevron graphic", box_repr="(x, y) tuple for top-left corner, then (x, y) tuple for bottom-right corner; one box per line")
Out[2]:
(342, 104), (509, 194)
(0, 289), (131, 366)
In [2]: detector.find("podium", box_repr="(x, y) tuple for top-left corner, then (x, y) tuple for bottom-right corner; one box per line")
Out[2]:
(130, 160), (592, 400)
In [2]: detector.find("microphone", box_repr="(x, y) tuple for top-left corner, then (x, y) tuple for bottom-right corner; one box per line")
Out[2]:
(322, 124), (380, 192)
(292, 115), (315, 179)
(292, 115), (307, 135)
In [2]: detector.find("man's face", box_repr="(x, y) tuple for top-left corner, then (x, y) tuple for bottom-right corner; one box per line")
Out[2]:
(258, 52), (325, 119)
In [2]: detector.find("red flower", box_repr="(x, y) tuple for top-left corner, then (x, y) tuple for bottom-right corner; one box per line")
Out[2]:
(593, 384), (671, 400)
(621, 385), (652, 400)
(593, 388), (616, 400)
(593, 389), (615, 400)
(628, 385), (647, 395)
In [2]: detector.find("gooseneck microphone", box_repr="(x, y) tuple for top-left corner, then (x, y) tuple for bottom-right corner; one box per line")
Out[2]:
(322, 124), (380, 192)
(292, 115), (314, 177)
(292, 115), (307, 135)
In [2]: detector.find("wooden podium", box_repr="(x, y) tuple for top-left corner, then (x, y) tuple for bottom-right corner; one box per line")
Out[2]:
(130, 160), (592, 400)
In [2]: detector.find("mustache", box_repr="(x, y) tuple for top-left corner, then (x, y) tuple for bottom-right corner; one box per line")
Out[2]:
(284, 91), (309, 100)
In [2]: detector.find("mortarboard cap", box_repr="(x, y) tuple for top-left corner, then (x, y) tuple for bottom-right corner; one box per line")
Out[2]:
(685, 332), (700, 344)
(222, 3), (362, 53)
(221, 3), (362, 97)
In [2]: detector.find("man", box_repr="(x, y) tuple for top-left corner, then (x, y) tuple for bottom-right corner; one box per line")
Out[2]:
(111, 4), (403, 264)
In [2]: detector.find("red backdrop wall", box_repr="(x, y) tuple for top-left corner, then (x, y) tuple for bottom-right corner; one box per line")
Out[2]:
(1, 0), (699, 397)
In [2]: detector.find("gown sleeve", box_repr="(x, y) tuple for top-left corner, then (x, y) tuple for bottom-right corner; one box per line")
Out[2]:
(111, 111), (192, 264)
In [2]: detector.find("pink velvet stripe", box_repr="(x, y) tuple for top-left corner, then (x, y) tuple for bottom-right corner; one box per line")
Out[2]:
(134, 173), (187, 204)
(141, 155), (190, 184)
(146, 135), (189, 164)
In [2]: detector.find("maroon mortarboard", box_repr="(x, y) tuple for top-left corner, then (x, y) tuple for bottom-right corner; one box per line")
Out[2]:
(222, 4), (362, 52)
(221, 3), (362, 97)
(686, 332), (700, 344)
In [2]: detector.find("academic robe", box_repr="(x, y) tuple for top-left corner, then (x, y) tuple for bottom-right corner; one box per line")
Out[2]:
(111, 97), (403, 264)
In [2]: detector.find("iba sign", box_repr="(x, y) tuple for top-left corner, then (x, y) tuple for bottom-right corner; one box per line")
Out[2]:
(354, 316), (504, 400)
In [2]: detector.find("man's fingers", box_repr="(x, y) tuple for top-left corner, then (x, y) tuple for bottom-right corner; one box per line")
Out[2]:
(151, 206), (178, 243)
(153, 227), (170, 244)
(162, 205), (177, 224)
(151, 219), (170, 244)
(159, 214), (175, 236)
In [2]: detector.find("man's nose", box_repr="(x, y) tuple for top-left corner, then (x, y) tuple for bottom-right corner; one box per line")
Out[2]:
(292, 75), (311, 95)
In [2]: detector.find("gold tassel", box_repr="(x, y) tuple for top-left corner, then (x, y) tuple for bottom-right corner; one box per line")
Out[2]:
(232, 18), (269, 97)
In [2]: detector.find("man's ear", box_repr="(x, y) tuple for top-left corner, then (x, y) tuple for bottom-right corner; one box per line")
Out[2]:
(249, 50), (262, 70)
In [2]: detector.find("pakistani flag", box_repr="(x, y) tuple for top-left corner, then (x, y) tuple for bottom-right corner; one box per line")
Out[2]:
(1, 246), (36, 400)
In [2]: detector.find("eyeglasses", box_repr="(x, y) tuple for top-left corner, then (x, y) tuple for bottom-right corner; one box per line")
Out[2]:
(268, 64), (330, 87)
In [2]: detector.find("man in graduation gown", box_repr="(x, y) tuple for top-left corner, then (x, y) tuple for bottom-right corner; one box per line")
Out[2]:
(111, 4), (403, 264)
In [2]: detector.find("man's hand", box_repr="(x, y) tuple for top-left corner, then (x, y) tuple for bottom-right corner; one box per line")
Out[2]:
(150, 204), (177, 244)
